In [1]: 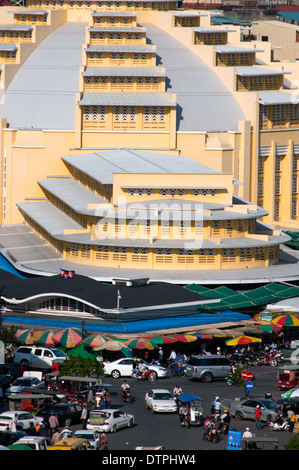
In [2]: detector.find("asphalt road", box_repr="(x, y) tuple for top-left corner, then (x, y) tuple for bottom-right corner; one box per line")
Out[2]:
(70, 362), (294, 451)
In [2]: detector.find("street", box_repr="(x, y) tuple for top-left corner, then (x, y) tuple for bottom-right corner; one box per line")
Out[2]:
(70, 362), (293, 451)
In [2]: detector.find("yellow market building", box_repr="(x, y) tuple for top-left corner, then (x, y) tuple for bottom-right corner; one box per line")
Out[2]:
(0, 2), (298, 281)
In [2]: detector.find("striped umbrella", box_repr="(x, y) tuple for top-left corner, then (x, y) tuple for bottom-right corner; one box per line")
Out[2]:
(82, 334), (110, 349)
(220, 329), (244, 338)
(140, 335), (177, 344)
(52, 327), (83, 349)
(225, 335), (262, 346)
(124, 338), (158, 350)
(200, 328), (228, 338)
(33, 329), (57, 347)
(169, 334), (198, 343)
(258, 323), (283, 333)
(187, 332), (213, 340)
(95, 340), (131, 352)
(14, 329), (36, 345)
(271, 314), (299, 327)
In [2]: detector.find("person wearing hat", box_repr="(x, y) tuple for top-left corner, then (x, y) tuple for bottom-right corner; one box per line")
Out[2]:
(255, 405), (262, 430)
(242, 427), (253, 450)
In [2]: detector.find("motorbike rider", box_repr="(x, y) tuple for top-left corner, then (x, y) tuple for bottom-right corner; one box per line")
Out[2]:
(173, 384), (183, 398)
(218, 409), (230, 434)
(202, 416), (212, 439)
(178, 403), (190, 424)
(211, 396), (221, 417)
(121, 380), (131, 398)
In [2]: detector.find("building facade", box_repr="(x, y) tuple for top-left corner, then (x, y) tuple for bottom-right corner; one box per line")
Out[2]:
(0, 3), (297, 275)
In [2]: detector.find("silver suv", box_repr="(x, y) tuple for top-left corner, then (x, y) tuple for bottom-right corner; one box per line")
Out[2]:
(13, 346), (66, 369)
(184, 355), (232, 383)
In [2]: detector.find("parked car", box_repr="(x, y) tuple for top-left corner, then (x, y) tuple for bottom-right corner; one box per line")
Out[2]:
(145, 389), (177, 413)
(103, 358), (168, 379)
(13, 436), (49, 450)
(13, 346), (66, 369)
(86, 409), (135, 433)
(184, 355), (232, 383)
(42, 403), (82, 426)
(0, 410), (43, 432)
(73, 429), (100, 450)
(0, 430), (28, 446)
(5, 376), (45, 395)
(228, 398), (279, 422)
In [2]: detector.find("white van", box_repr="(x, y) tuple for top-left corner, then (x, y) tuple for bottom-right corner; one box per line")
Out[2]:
(13, 346), (66, 369)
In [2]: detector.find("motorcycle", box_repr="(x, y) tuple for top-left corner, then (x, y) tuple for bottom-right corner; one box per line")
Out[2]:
(180, 413), (190, 429)
(121, 388), (132, 403)
(131, 368), (156, 382)
(203, 426), (219, 443)
(269, 419), (290, 432)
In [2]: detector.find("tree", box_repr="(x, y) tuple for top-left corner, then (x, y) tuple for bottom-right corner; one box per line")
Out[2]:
(58, 355), (104, 377)
(284, 433), (299, 450)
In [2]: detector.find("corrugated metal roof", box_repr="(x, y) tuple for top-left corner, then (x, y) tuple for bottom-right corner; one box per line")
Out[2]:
(78, 92), (175, 106)
(0, 22), (87, 129)
(0, 24), (33, 31)
(91, 11), (137, 16)
(88, 26), (146, 32)
(17, 201), (84, 234)
(8, 9), (48, 14)
(193, 27), (236, 33)
(215, 45), (264, 53)
(62, 149), (219, 184)
(259, 91), (299, 105)
(236, 66), (291, 76)
(38, 178), (107, 215)
(82, 66), (165, 76)
(85, 44), (156, 53)
(0, 43), (18, 51)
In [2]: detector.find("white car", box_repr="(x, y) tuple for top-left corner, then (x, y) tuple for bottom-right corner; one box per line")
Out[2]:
(145, 389), (177, 413)
(6, 376), (45, 395)
(13, 346), (66, 369)
(86, 409), (135, 433)
(73, 429), (100, 450)
(0, 411), (43, 432)
(13, 436), (48, 450)
(103, 358), (168, 379)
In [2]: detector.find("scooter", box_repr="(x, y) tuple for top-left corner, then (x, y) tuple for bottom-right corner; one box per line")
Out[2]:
(131, 368), (156, 382)
(203, 426), (219, 443)
(180, 414), (190, 429)
(121, 388), (132, 403)
(269, 419), (290, 432)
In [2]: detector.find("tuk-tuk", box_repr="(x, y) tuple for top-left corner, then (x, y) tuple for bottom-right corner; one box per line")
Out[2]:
(176, 393), (204, 425)
(7, 393), (53, 414)
(277, 365), (299, 390)
(241, 436), (279, 450)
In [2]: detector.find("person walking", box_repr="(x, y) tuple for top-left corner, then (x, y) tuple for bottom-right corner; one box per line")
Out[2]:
(255, 405), (262, 430)
(104, 388), (111, 409)
(52, 429), (61, 444)
(10, 413), (18, 432)
(80, 404), (88, 429)
(48, 412), (59, 437)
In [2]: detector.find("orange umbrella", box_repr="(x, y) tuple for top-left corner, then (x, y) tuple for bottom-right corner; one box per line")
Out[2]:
(169, 334), (198, 343)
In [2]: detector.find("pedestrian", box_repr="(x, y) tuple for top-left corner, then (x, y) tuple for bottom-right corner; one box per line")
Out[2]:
(289, 413), (296, 433)
(80, 404), (88, 429)
(158, 347), (163, 364)
(255, 405), (262, 430)
(87, 387), (94, 408)
(104, 388), (111, 408)
(48, 412), (59, 436)
(99, 432), (108, 450)
(52, 429), (61, 444)
(242, 427), (253, 450)
(10, 413), (18, 432)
